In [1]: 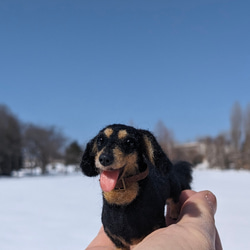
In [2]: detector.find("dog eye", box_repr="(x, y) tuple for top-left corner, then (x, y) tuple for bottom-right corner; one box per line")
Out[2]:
(97, 136), (105, 146)
(126, 138), (135, 147)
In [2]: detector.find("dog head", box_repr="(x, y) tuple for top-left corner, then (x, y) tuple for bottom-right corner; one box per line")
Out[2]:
(80, 124), (172, 205)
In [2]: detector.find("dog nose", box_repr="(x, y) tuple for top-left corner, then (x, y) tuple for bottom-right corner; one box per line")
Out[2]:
(99, 153), (114, 166)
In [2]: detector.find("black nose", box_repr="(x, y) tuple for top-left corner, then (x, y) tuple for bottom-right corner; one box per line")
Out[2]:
(99, 153), (114, 166)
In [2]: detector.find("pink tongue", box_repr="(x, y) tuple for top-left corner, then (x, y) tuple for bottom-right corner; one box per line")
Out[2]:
(100, 170), (120, 192)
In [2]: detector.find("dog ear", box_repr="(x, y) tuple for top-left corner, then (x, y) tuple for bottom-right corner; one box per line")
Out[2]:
(80, 138), (99, 177)
(140, 129), (172, 174)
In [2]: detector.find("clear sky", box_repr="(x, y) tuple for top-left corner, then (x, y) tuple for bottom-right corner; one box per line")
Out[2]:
(0, 0), (249, 144)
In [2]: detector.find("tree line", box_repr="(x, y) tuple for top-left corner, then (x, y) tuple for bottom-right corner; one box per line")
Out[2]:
(155, 102), (250, 170)
(0, 104), (82, 176)
(202, 102), (250, 170)
(1, 102), (250, 176)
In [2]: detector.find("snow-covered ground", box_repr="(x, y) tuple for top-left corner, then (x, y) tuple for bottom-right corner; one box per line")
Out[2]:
(0, 168), (250, 250)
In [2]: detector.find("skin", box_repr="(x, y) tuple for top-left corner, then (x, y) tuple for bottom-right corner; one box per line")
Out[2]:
(86, 190), (223, 250)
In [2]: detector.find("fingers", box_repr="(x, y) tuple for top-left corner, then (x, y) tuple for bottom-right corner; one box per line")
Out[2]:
(88, 191), (222, 250)
(166, 190), (217, 226)
(166, 190), (222, 250)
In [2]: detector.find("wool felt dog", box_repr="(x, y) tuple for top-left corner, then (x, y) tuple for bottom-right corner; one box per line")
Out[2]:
(81, 124), (192, 250)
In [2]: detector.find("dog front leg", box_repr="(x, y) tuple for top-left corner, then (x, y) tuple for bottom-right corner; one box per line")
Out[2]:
(166, 198), (181, 220)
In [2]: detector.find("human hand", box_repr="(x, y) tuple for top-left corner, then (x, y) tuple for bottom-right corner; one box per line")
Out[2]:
(86, 190), (222, 250)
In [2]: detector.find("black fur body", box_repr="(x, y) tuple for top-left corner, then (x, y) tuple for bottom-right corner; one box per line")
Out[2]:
(81, 124), (192, 249)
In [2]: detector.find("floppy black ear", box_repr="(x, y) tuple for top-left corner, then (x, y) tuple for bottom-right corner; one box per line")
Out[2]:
(140, 129), (172, 174)
(80, 138), (99, 177)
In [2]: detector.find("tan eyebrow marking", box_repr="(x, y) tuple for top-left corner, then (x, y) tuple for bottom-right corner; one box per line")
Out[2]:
(104, 128), (113, 138)
(118, 130), (128, 139)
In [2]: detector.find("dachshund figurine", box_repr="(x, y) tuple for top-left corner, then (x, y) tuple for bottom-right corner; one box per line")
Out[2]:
(81, 124), (192, 249)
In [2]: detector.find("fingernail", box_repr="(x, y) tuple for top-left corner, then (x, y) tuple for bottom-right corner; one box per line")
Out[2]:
(205, 191), (217, 215)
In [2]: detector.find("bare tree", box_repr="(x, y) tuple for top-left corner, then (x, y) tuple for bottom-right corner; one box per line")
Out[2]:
(0, 105), (22, 175)
(242, 104), (250, 169)
(230, 102), (243, 151)
(230, 102), (243, 168)
(214, 134), (230, 169)
(154, 120), (175, 159)
(23, 124), (66, 174)
(199, 134), (228, 169)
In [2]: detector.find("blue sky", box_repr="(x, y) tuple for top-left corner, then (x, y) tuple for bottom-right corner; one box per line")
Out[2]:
(0, 0), (249, 144)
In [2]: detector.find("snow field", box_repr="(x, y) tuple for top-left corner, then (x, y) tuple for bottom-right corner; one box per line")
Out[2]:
(0, 169), (250, 249)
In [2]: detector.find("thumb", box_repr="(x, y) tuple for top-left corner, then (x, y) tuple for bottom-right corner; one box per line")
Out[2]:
(178, 190), (217, 230)
(179, 190), (217, 220)
(177, 190), (219, 249)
